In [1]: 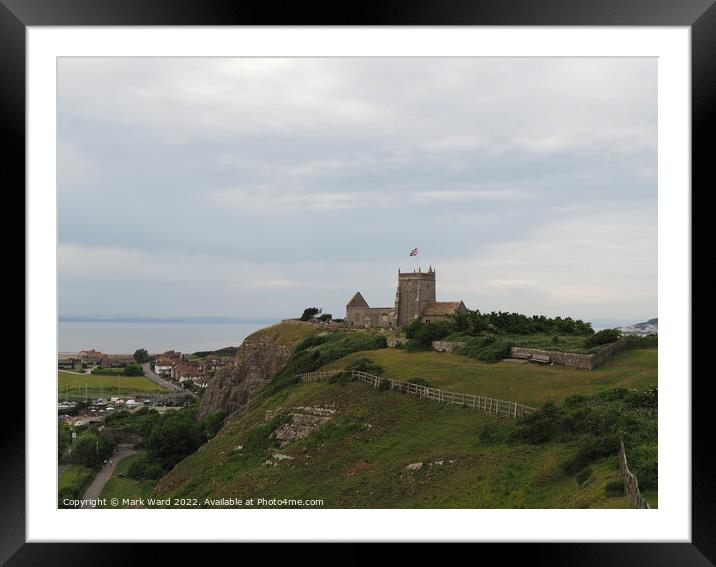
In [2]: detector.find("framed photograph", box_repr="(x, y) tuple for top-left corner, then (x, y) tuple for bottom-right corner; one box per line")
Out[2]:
(6, 0), (714, 562)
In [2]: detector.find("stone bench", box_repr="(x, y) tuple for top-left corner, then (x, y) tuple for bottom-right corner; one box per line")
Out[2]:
(531, 353), (551, 364)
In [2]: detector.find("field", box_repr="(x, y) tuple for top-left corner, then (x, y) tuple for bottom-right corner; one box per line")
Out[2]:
(155, 380), (633, 508)
(58, 370), (168, 399)
(98, 451), (157, 505)
(321, 347), (657, 408)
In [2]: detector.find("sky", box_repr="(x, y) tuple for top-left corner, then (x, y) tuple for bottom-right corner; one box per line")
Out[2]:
(58, 57), (657, 323)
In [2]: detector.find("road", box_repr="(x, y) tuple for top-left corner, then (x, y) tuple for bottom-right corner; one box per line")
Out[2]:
(142, 362), (183, 391)
(81, 444), (135, 507)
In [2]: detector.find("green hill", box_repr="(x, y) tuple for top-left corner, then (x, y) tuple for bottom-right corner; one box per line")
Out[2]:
(151, 325), (656, 509)
(155, 378), (648, 508)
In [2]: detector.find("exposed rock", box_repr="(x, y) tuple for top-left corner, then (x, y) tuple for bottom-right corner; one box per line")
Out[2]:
(293, 406), (337, 417)
(198, 324), (311, 419)
(272, 407), (334, 446)
(405, 462), (423, 471)
(272, 453), (294, 461)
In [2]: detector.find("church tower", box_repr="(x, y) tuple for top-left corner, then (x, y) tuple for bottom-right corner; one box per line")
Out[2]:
(395, 266), (436, 327)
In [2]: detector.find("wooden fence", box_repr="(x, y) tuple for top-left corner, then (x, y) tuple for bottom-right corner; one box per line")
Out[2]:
(297, 370), (537, 420)
(298, 370), (345, 383)
(618, 441), (651, 509)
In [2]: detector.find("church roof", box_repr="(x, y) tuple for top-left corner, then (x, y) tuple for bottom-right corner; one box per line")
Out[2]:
(422, 301), (465, 316)
(346, 291), (369, 308)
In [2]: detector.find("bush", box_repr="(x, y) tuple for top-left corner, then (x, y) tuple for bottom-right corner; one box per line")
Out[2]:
(510, 402), (563, 444)
(625, 442), (658, 490)
(128, 456), (164, 480)
(407, 377), (435, 388)
(456, 335), (512, 363)
(345, 358), (384, 376)
(293, 334), (328, 353)
(300, 307), (322, 321)
(451, 310), (594, 337)
(327, 371), (356, 385)
(375, 376), (395, 391)
(623, 333), (658, 349)
(605, 480), (625, 497)
(563, 434), (620, 474)
(125, 363), (144, 376)
(576, 466), (593, 487)
(405, 318), (453, 350)
(584, 328), (621, 348)
(624, 387), (657, 410)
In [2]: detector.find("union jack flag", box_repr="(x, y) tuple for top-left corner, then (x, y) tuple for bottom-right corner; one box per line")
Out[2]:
(409, 248), (418, 257)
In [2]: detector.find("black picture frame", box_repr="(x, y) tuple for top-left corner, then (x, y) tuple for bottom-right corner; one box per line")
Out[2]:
(4, 0), (713, 563)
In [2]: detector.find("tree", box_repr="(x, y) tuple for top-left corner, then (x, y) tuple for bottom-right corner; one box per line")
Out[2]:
(300, 307), (322, 321)
(145, 411), (203, 469)
(318, 313), (332, 322)
(70, 431), (115, 468)
(133, 348), (150, 364)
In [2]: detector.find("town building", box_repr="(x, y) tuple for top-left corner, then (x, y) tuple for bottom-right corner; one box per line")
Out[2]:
(78, 349), (106, 366)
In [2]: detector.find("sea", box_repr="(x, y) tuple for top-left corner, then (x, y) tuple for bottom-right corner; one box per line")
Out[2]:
(58, 319), (279, 355)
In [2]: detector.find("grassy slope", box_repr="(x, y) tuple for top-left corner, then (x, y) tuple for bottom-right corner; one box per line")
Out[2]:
(58, 370), (169, 399)
(248, 321), (320, 346)
(321, 347), (657, 407)
(155, 381), (629, 509)
(98, 451), (157, 505)
(58, 464), (94, 491)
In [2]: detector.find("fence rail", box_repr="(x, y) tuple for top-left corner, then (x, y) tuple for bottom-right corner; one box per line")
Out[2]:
(618, 441), (651, 509)
(296, 370), (537, 420)
(298, 370), (345, 383)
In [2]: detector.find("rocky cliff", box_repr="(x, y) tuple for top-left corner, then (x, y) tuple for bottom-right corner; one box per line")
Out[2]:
(197, 322), (316, 419)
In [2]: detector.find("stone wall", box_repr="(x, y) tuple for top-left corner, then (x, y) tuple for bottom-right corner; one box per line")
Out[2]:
(509, 339), (630, 370)
(431, 341), (465, 353)
(346, 307), (395, 329)
(589, 338), (630, 368)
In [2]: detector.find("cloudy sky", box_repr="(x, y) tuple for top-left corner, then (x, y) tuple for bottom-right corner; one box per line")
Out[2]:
(58, 57), (657, 322)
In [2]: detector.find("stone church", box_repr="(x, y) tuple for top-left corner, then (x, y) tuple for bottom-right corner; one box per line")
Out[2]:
(346, 266), (468, 329)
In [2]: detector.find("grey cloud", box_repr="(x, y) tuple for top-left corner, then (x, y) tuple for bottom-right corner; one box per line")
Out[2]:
(58, 57), (657, 321)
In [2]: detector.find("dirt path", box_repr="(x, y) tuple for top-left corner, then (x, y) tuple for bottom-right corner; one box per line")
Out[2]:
(81, 445), (135, 507)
